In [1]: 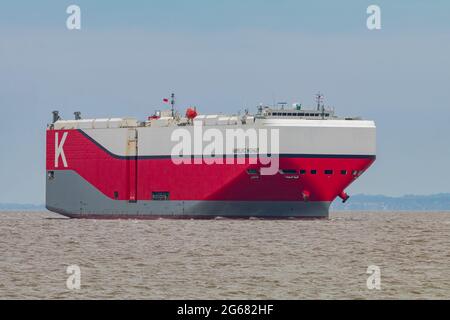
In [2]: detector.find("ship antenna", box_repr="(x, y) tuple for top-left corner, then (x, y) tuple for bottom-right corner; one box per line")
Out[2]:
(171, 93), (175, 118)
(315, 92), (324, 111)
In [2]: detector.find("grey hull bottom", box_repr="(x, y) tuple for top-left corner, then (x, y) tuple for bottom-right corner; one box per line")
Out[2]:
(46, 171), (331, 219)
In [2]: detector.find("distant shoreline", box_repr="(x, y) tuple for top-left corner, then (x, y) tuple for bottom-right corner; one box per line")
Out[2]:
(4, 210), (450, 213)
(0, 204), (46, 211)
(331, 193), (450, 211)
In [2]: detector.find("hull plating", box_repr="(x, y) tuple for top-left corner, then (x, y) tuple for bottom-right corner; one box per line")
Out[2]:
(47, 171), (331, 218)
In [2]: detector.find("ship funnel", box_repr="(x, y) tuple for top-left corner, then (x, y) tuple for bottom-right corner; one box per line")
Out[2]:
(52, 111), (60, 123)
(74, 111), (82, 120)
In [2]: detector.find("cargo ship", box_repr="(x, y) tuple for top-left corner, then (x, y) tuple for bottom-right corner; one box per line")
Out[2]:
(46, 93), (376, 219)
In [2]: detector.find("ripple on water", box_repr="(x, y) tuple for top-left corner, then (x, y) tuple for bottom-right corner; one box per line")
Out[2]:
(0, 211), (449, 299)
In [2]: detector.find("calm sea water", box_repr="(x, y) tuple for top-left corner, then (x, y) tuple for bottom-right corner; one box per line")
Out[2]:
(0, 211), (449, 299)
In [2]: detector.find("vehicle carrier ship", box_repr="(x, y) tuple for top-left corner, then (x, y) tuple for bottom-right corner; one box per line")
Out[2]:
(46, 93), (376, 219)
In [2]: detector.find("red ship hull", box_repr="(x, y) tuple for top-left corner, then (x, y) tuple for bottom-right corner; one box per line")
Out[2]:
(46, 129), (375, 218)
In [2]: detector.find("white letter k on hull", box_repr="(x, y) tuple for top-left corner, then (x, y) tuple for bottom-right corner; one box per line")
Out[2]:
(55, 132), (68, 168)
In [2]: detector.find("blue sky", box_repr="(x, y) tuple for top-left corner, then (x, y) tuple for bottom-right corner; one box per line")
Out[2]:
(0, 1), (449, 204)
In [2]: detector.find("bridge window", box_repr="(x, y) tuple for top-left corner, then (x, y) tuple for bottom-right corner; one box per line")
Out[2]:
(299, 169), (306, 174)
(341, 170), (347, 175)
(310, 169), (317, 175)
(247, 169), (259, 175)
(324, 169), (333, 175)
(114, 191), (119, 200)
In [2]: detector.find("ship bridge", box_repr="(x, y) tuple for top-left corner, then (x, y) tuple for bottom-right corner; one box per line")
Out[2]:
(258, 105), (337, 120)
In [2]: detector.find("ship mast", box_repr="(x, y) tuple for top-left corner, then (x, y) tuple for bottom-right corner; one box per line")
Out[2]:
(316, 92), (325, 119)
(170, 93), (175, 118)
(315, 92), (323, 111)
